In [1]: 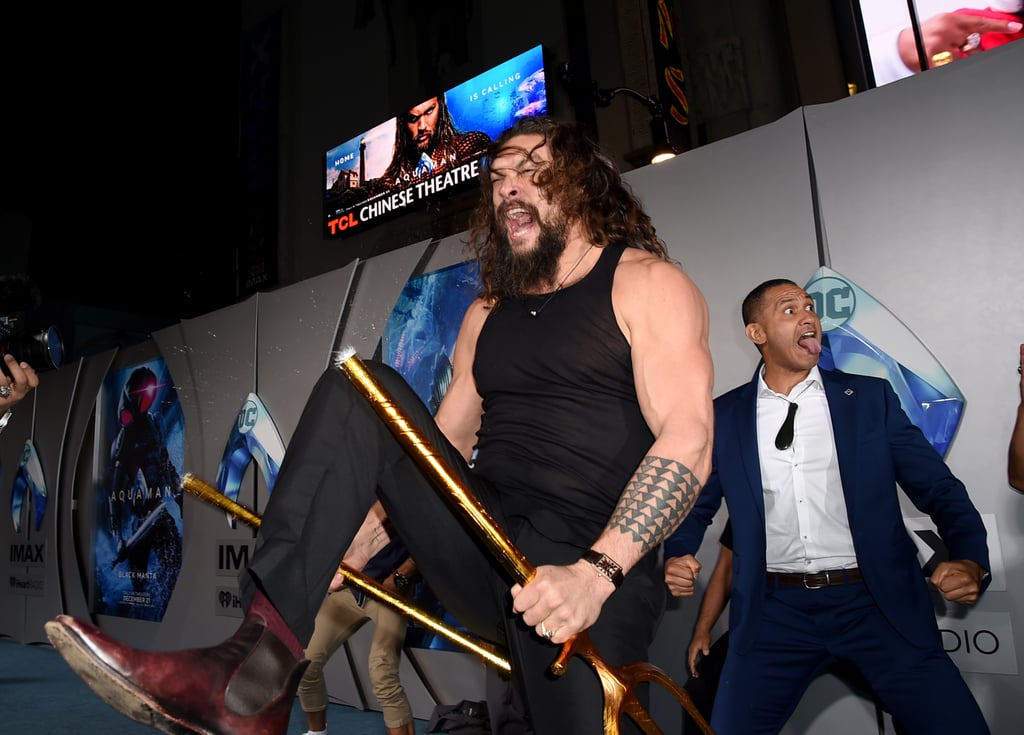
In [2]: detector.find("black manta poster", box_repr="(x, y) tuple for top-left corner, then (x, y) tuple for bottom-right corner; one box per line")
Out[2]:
(91, 358), (185, 621)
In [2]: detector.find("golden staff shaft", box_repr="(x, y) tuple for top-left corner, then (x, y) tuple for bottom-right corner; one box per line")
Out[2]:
(337, 351), (534, 585)
(334, 349), (715, 735)
(180, 472), (510, 673)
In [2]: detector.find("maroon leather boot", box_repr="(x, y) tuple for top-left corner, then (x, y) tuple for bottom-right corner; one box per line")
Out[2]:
(45, 613), (308, 735)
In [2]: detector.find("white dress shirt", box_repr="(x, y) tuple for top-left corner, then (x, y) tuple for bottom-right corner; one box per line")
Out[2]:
(756, 365), (859, 573)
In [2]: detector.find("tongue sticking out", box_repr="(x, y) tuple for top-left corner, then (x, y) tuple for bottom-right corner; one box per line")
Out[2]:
(798, 335), (822, 355)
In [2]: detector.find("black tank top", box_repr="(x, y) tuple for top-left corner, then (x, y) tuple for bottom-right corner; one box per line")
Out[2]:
(472, 243), (654, 545)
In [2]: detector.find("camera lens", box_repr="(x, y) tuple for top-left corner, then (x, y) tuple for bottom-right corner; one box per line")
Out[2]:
(0, 325), (64, 370)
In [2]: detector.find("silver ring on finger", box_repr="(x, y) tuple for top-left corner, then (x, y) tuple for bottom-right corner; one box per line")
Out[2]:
(0, 385), (11, 399)
(960, 32), (982, 53)
(540, 622), (553, 640)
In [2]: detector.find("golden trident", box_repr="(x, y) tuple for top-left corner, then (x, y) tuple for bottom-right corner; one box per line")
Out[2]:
(333, 348), (714, 735)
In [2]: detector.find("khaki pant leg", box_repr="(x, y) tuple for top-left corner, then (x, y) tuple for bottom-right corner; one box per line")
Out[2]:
(297, 589), (369, 713)
(365, 597), (414, 728)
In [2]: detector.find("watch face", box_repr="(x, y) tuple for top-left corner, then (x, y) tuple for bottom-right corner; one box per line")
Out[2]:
(582, 549), (623, 587)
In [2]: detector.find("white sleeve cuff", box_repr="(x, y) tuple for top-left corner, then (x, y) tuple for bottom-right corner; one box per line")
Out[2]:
(870, 27), (914, 87)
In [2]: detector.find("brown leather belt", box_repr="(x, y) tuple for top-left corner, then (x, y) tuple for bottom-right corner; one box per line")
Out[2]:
(766, 568), (863, 589)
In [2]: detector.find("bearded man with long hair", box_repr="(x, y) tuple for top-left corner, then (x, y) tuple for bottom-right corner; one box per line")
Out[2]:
(45, 116), (715, 735)
(368, 93), (490, 195)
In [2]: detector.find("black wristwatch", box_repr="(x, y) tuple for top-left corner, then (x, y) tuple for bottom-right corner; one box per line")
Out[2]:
(393, 572), (410, 592)
(581, 549), (624, 589)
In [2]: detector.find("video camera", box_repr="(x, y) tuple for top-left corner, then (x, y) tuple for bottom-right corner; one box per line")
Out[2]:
(0, 274), (64, 371)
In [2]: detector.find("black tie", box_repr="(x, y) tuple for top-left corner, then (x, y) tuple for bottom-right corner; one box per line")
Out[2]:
(775, 401), (798, 450)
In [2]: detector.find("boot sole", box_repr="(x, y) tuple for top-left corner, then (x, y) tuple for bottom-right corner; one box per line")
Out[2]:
(45, 619), (210, 735)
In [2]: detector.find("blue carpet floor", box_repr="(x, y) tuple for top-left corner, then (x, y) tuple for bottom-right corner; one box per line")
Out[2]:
(0, 637), (434, 734)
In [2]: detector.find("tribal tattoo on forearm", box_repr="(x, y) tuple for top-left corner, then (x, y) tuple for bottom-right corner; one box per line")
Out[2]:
(608, 455), (702, 553)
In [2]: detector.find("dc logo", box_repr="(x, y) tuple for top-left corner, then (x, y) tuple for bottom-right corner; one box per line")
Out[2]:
(216, 392), (285, 527)
(11, 440), (47, 534)
(806, 275), (856, 332)
(237, 399), (259, 434)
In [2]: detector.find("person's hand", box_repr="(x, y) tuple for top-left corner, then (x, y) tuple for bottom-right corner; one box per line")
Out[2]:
(664, 554), (702, 598)
(687, 628), (712, 678)
(509, 561), (614, 645)
(898, 13), (1024, 72)
(1, 354), (39, 410)
(329, 569), (347, 592)
(331, 502), (393, 591)
(931, 559), (986, 605)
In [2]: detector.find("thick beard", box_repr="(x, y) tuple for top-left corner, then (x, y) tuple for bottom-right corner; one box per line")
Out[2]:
(491, 206), (568, 298)
(417, 130), (436, 154)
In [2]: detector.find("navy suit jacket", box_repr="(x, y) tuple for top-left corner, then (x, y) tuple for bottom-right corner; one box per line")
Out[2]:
(666, 368), (990, 653)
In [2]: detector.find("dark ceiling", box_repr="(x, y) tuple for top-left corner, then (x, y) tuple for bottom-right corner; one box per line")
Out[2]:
(1, 7), (239, 322)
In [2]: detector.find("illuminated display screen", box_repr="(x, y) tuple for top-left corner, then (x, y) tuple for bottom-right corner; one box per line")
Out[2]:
(859, 0), (1022, 88)
(324, 45), (548, 239)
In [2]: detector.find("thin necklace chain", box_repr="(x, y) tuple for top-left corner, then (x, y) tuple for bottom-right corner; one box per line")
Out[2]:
(529, 245), (595, 317)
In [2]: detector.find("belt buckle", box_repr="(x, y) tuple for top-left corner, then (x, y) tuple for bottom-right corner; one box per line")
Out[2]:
(803, 571), (826, 589)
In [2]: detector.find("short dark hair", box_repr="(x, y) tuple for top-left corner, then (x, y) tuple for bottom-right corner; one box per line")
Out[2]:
(741, 278), (799, 326)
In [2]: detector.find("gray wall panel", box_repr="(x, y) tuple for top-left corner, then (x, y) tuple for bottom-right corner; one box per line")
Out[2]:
(257, 264), (356, 435)
(58, 349), (118, 628)
(20, 363), (80, 644)
(628, 107), (821, 398)
(147, 299), (261, 650)
(1, 364), (78, 643)
(154, 297), (259, 484)
(0, 375), (40, 639)
(0, 387), (41, 640)
(336, 240), (434, 358)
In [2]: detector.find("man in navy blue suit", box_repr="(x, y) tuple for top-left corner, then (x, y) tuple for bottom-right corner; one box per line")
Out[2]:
(664, 278), (990, 734)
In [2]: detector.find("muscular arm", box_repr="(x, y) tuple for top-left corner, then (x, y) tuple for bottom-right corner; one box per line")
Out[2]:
(513, 255), (715, 642)
(433, 298), (488, 461)
(592, 255), (714, 571)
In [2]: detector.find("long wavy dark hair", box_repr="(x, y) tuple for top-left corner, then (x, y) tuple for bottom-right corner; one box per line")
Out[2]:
(466, 116), (668, 304)
(380, 94), (459, 185)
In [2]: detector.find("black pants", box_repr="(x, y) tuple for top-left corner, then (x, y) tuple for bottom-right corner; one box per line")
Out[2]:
(240, 362), (664, 734)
